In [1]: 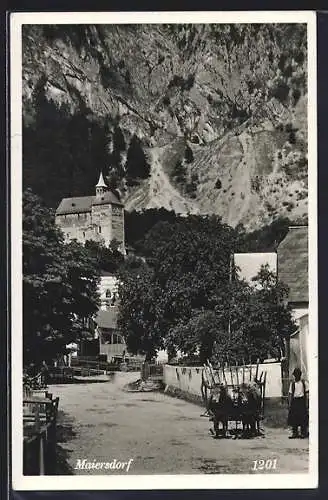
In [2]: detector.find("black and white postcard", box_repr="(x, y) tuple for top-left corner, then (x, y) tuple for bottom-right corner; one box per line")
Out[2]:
(10, 10), (318, 490)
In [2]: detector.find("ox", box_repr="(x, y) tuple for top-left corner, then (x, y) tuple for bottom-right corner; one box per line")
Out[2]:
(238, 381), (262, 437)
(207, 384), (233, 438)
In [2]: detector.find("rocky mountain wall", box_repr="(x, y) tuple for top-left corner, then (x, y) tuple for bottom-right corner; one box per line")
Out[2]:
(22, 23), (308, 228)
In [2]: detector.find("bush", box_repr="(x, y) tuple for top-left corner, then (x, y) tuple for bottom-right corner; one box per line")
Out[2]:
(172, 160), (187, 184)
(184, 145), (194, 164)
(270, 81), (290, 104)
(184, 74), (195, 90)
(292, 88), (301, 105)
(185, 182), (197, 194)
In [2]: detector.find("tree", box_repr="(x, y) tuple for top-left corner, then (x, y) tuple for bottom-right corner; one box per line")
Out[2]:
(124, 208), (181, 251)
(85, 239), (124, 274)
(117, 212), (297, 365)
(125, 135), (151, 180)
(117, 215), (238, 359)
(23, 82), (110, 208)
(213, 266), (297, 363)
(113, 125), (126, 152)
(117, 263), (164, 361)
(184, 145), (194, 164)
(108, 125), (126, 178)
(237, 217), (290, 252)
(172, 160), (187, 184)
(168, 310), (222, 364)
(23, 189), (101, 366)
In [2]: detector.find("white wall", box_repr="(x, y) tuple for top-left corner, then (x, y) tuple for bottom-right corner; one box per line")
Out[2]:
(234, 252), (277, 285)
(164, 362), (283, 398)
(98, 275), (120, 310)
(290, 312), (308, 378)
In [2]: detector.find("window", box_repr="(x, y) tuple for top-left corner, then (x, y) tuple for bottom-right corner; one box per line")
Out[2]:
(99, 226), (102, 233)
(83, 232), (85, 238)
(105, 289), (111, 298)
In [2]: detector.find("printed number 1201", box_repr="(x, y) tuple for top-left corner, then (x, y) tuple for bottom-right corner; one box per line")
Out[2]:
(252, 459), (277, 471)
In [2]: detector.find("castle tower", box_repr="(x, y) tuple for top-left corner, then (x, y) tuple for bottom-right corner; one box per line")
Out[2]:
(95, 171), (107, 198)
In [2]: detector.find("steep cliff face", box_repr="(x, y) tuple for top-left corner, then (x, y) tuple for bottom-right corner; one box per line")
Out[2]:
(22, 23), (308, 228)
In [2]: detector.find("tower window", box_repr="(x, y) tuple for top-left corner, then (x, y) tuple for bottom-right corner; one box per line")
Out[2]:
(105, 289), (111, 298)
(83, 232), (85, 238)
(99, 226), (102, 233)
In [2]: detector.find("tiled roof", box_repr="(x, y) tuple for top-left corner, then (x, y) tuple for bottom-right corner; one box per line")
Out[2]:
(56, 192), (122, 215)
(92, 191), (122, 206)
(277, 226), (308, 303)
(94, 308), (118, 329)
(56, 196), (94, 215)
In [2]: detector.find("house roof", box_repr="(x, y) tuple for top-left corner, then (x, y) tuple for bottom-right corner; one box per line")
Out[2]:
(92, 191), (123, 206)
(94, 308), (118, 329)
(277, 226), (308, 303)
(56, 192), (122, 215)
(56, 196), (94, 215)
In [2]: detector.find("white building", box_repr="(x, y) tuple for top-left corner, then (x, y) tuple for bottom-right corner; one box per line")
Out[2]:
(55, 172), (125, 253)
(233, 252), (277, 285)
(277, 226), (308, 377)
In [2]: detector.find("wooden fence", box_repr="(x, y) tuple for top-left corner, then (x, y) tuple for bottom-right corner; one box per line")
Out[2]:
(141, 362), (164, 381)
(23, 387), (59, 475)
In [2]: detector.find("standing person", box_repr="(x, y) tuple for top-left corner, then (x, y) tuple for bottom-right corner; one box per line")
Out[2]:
(288, 367), (309, 438)
(40, 360), (49, 387)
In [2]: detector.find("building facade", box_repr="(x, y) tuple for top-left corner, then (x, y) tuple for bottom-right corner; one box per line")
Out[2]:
(55, 172), (125, 252)
(94, 308), (126, 362)
(277, 226), (308, 377)
(98, 272), (120, 311)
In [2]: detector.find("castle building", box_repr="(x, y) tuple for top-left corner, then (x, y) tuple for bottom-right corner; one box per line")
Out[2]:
(55, 172), (125, 252)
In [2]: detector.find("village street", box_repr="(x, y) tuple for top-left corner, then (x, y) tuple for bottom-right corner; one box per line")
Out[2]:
(53, 372), (308, 475)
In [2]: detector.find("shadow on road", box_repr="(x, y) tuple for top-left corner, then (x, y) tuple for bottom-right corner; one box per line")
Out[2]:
(53, 411), (77, 475)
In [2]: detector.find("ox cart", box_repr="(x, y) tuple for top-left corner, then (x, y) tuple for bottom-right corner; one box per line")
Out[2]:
(201, 360), (267, 439)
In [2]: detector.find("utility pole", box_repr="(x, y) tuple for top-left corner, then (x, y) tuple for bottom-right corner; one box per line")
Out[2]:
(228, 253), (233, 339)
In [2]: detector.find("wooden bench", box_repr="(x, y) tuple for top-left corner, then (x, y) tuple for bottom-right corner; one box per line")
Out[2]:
(23, 395), (59, 475)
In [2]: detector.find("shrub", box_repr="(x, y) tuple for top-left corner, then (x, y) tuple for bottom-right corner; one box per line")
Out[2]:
(185, 182), (197, 194)
(184, 145), (194, 164)
(172, 160), (187, 184)
(184, 74), (195, 90)
(270, 81), (290, 104)
(292, 88), (301, 105)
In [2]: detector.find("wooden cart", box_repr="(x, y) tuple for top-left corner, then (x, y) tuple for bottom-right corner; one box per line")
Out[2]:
(201, 360), (267, 437)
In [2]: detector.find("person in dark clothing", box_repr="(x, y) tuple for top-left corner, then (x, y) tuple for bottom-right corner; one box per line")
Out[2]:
(40, 360), (49, 387)
(288, 367), (309, 438)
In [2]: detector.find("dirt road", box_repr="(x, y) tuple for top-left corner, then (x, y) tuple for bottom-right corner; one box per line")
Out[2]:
(52, 373), (308, 475)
